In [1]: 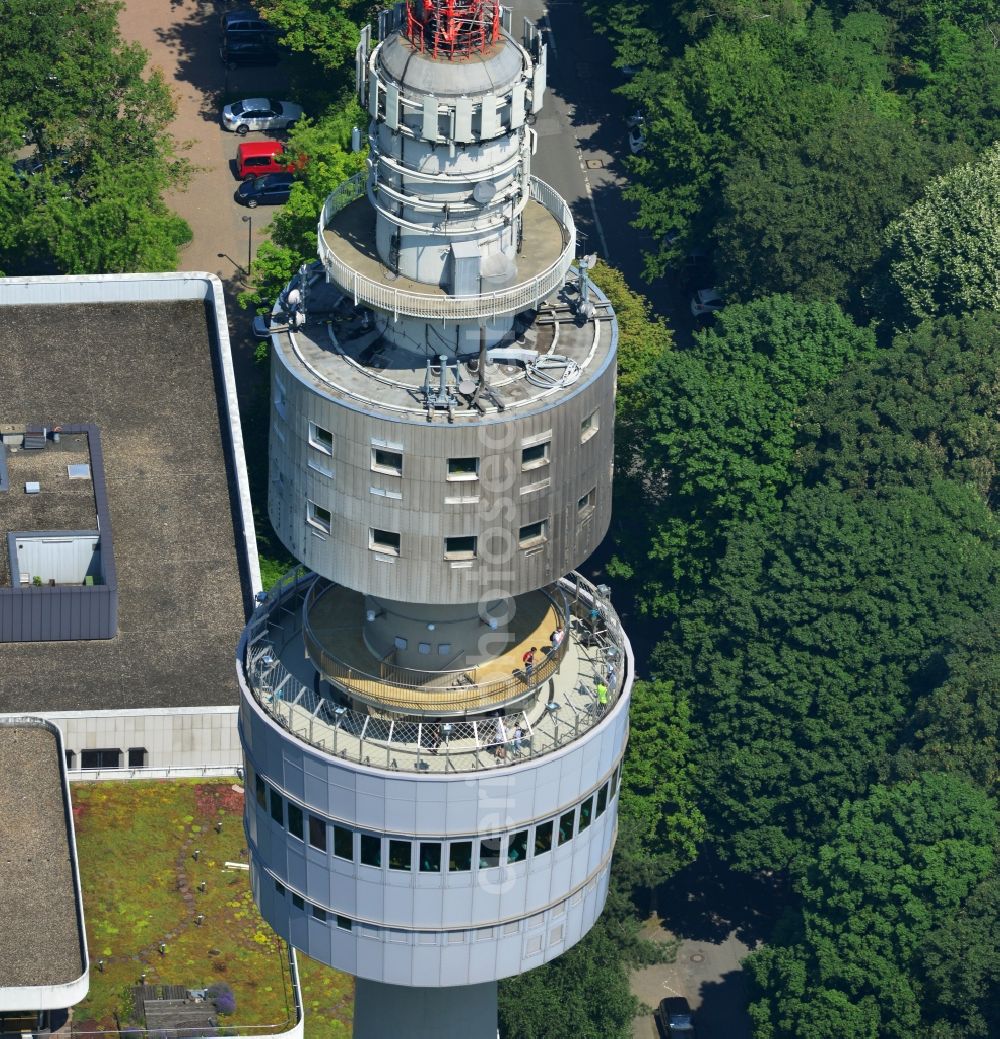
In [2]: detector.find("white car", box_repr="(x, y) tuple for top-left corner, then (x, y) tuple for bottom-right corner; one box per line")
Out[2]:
(628, 124), (647, 155)
(690, 288), (725, 317)
(221, 98), (303, 135)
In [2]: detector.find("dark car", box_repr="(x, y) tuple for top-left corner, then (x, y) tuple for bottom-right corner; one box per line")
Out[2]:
(235, 172), (294, 208)
(658, 997), (695, 1038)
(220, 34), (280, 67)
(220, 7), (275, 35)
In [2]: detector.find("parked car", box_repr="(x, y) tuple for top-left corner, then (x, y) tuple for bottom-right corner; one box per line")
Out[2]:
(220, 34), (280, 67)
(221, 98), (303, 135)
(658, 997), (695, 1037)
(690, 287), (725, 318)
(628, 123), (647, 155)
(236, 140), (303, 180)
(235, 172), (295, 207)
(220, 7), (274, 35)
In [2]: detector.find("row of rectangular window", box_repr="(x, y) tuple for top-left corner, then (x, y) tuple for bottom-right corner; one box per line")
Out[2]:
(305, 506), (595, 553)
(255, 764), (622, 873)
(273, 879), (353, 930)
(304, 411), (600, 474)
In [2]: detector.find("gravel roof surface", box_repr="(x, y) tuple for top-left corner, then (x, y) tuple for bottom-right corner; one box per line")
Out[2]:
(0, 301), (248, 711)
(0, 724), (83, 988)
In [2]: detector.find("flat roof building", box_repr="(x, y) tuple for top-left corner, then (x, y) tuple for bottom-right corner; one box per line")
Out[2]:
(0, 717), (89, 1021)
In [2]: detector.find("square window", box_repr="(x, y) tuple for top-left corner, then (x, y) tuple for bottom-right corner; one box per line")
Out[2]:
(479, 837), (501, 869)
(308, 816), (327, 851)
(389, 840), (412, 871)
(394, 636), (408, 650)
(521, 441), (550, 470)
(558, 809), (575, 845)
(447, 457), (479, 480)
(81, 748), (122, 769)
(581, 409), (600, 443)
(449, 841), (472, 872)
(418, 642), (431, 654)
(274, 879), (285, 896)
(292, 893), (305, 910)
(577, 488), (596, 520)
(255, 774), (266, 808)
(361, 834), (382, 868)
(534, 821), (553, 857)
(337, 915), (352, 931)
(309, 422), (334, 455)
(508, 830), (528, 863)
(596, 783), (609, 816)
(127, 747), (147, 768)
(370, 528), (401, 555)
(519, 520), (547, 548)
(288, 802), (304, 840)
(372, 447), (403, 476)
(269, 788), (284, 825)
(312, 905), (328, 921)
(307, 500), (332, 534)
(419, 843), (442, 872)
(579, 796), (593, 831)
(444, 535), (477, 560)
(334, 825), (353, 861)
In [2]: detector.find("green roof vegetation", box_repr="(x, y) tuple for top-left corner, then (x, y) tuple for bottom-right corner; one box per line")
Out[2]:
(71, 779), (352, 1038)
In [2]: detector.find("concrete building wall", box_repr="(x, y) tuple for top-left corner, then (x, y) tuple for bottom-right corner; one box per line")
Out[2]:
(267, 346), (615, 604)
(238, 675), (630, 985)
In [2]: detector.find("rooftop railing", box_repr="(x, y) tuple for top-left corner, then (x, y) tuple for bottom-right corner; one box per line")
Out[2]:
(317, 175), (576, 321)
(243, 569), (627, 774)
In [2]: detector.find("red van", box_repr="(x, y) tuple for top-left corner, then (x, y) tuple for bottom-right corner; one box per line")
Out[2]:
(236, 141), (302, 181)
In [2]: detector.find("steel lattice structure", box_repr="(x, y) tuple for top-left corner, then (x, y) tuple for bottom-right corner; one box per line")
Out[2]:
(405, 0), (501, 57)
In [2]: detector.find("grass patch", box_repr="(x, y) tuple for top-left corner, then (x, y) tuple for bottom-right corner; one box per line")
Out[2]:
(71, 780), (352, 1037)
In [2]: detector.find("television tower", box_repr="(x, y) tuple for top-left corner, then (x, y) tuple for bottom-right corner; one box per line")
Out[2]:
(238, 3), (633, 1035)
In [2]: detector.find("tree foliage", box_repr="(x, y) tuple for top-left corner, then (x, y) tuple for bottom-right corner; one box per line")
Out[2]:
(876, 141), (1000, 326)
(0, 0), (190, 274)
(746, 774), (998, 1039)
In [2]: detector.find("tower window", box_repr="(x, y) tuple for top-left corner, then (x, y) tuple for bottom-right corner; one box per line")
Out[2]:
(447, 457), (479, 480)
(577, 488), (596, 520)
(596, 783), (609, 816)
(521, 441), (550, 471)
(308, 815), (327, 851)
(449, 841), (472, 872)
(307, 500), (331, 534)
(519, 520), (547, 548)
(579, 796), (593, 831)
(444, 535), (477, 560)
(581, 409), (600, 443)
(288, 802), (304, 840)
(534, 821), (553, 856)
(370, 528), (401, 555)
(334, 825), (353, 861)
(419, 843), (442, 872)
(389, 840), (412, 871)
(292, 893), (305, 910)
(360, 834), (382, 868)
(558, 809), (575, 845)
(308, 422), (334, 455)
(479, 837), (501, 869)
(269, 788), (283, 825)
(508, 830), (528, 863)
(312, 905), (328, 921)
(372, 448), (403, 476)
(337, 915), (353, 931)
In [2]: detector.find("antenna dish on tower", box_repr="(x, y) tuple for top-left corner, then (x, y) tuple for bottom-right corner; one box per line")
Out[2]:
(472, 180), (498, 204)
(579, 253), (597, 270)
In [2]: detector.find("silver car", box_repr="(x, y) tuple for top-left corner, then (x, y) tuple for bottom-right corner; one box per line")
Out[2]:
(221, 98), (303, 135)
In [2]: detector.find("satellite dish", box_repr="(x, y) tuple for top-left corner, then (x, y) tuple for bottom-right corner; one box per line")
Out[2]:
(473, 180), (498, 204)
(579, 253), (597, 270)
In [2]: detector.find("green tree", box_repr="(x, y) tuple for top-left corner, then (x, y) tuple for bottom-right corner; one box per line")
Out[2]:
(498, 922), (640, 1039)
(614, 295), (873, 617)
(658, 478), (1000, 872)
(0, 0), (190, 274)
(876, 141), (1000, 325)
(747, 774), (998, 1039)
(615, 680), (705, 892)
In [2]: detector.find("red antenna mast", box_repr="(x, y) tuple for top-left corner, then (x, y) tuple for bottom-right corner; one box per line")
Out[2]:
(405, 0), (502, 58)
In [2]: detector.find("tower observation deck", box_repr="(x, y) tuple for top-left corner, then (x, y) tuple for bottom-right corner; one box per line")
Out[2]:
(237, 4), (633, 1036)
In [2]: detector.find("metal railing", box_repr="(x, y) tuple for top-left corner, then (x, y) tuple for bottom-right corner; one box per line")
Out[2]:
(243, 571), (627, 774)
(316, 174), (576, 320)
(300, 578), (570, 715)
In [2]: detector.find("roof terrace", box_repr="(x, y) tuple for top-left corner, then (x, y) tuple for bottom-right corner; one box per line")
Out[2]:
(241, 568), (628, 773)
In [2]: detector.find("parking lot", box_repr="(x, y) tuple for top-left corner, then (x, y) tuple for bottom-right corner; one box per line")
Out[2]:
(117, 0), (291, 280)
